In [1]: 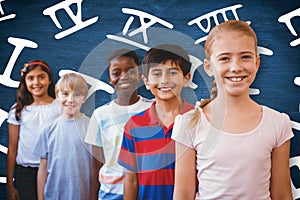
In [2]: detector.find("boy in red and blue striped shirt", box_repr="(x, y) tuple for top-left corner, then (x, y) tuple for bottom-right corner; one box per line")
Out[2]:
(118, 44), (194, 200)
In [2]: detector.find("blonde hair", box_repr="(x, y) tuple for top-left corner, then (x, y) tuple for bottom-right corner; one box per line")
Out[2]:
(55, 73), (88, 98)
(205, 20), (258, 60)
(189, 20), (257, 128)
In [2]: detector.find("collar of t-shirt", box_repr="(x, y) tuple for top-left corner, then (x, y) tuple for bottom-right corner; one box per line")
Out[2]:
(147, 99), (194, 133)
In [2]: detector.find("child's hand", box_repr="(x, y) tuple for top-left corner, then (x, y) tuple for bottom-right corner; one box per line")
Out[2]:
(7, 185), (19, 200)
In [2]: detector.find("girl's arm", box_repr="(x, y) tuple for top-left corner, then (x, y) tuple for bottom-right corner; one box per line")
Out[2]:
(37, 158), (48, 200)
(90, 145), (104, 200)
(123, 171), (138, 200)
(270, 140), (293, 200)
(6, 124), (20, 200)
(173, 141), (196, 200)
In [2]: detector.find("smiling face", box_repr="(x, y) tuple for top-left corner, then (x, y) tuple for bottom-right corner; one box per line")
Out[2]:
(57, 87), (86, 119)
(25, 66), (51, 99)
(143, 60), (190, 102)
(204, 30), (260, 97)
(55, 73), (88, 119)
(109, 56), (140, 101)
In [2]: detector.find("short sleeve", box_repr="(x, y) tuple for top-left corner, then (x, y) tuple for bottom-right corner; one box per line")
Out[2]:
(172, 112), (195, 149)
(7, 105), (19, 125)
(84, 111), (102, 147)
(275, 113), (294, 148)
(118, 119), (137, 172)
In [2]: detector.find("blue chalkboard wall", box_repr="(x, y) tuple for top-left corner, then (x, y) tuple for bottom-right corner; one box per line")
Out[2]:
(0, 0), (299, 199)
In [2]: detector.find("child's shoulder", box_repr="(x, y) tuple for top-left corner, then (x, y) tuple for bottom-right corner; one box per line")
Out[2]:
(126, 106), (151, 127)
(263, 106), (289, 118)
(131, 107), (149, 118)
(182, 100), (195, 113)
(139, 96), (154, 103)
(40, 116), (62, 136)
(80, 113), (90, 122)
(177, 107), (199, 122)
(93, 100), (115, 113)
(262, 105), (291, 124)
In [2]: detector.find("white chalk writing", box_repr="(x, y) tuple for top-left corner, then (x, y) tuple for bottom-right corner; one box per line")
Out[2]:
(121, 8), (173, 44)
(0, 0), (16, 22)
(188, 4), (251, 44)
(43, 0), (98, 39)
(278, 8), (300, 47)
(0, 37), (38, 88)
(290, 156), (300, 199)
(0, 108), (7, 127)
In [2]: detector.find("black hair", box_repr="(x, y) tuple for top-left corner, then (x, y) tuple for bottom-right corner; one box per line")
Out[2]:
(142, 44), (191, 78)
(108, 48), (139, 69)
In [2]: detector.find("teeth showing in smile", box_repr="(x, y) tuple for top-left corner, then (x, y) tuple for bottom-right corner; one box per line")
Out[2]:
(32, 87), (42, 91)
(160, 87), (172, 92)
(228, 77), (243, 82)
(119, 83), (130, 88)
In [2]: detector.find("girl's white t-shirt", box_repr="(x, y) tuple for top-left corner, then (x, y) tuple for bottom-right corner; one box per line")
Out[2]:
(7, 100), (61, 167)
(172, 106), (293, 200)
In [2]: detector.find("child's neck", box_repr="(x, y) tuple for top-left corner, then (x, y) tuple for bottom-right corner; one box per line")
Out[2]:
(155, 98), (183, 128)
(63, 112), (82, 120)
(115, 93), (140, 106)
(205, 95), (261, 133)
(31, 95), (54, 105)
(213, 94), (256, 111)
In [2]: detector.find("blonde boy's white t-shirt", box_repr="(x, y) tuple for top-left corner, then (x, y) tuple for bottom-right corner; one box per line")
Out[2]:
(172, 106), (294, 200)
(84, 96), (152, 199)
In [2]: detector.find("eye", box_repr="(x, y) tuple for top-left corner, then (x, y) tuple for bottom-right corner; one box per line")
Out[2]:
(151, 72), (161, 77)
(39, 74), (46, 80)
(218, 56), (230, 62)
(26, 76), (34, 81)
(168, 70), (178, 76)
(128, 68), (137, 75)
(111, 72), (121, 77)
(241, 55), (252, 60)
(60, 92), (68, 97)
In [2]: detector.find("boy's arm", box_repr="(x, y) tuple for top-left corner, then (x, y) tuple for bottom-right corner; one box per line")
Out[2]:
(124, 171), (138, 200)
(37, 158), (48, 200)
(173, 141), (196, 200)
(270, 140), (293, 200)
(6, 124), (20, 200)
(118, 118), (139, 200)
(90, 145), (104, 200)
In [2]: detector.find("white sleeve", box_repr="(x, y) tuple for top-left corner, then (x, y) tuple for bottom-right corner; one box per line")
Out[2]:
(172, 112), (195, 149)
(275, 112), (294, 148)
(84, 111), (102, 147)
(7, 105), (19, 125)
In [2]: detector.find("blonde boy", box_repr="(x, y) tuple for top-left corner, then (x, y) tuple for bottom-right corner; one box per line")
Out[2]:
(35, 73), (92, 200)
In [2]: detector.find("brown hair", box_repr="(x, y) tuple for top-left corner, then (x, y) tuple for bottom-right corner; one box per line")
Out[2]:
(13, 60), (54, 121)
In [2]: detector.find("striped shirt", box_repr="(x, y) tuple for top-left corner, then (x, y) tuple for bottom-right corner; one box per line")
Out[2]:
(118, 101), (194, 200)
